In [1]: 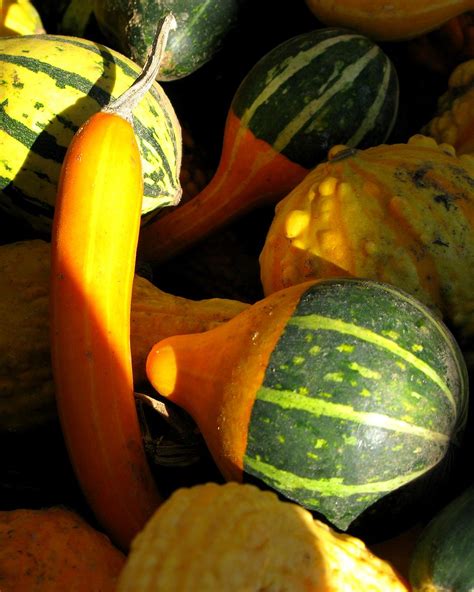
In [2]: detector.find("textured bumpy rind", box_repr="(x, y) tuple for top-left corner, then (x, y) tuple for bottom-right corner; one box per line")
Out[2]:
(117, 482), (409, 591)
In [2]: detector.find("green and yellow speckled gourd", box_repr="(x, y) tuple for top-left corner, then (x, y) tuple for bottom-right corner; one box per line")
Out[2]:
(259, 135), (474, 348)
(146, 277), (468, 533)
(422, 58), (474, 155)
(0, 33), (181, 234)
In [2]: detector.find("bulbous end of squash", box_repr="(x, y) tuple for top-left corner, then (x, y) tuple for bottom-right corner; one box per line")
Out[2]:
(117, 482), (409, 592)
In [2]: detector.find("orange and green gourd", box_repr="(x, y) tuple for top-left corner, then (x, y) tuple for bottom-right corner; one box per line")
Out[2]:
(138, 27), (398, 263)
(146, 278), (468, 532)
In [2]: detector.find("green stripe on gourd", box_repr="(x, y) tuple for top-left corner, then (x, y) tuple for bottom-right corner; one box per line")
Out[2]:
(232, 28), (399, 169)
(243, 279), (467, 531)
(0, 34), (181, 234)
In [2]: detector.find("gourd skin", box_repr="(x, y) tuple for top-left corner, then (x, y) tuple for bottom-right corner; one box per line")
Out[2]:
(0, 34), (181, 234)
(409, 485), (474, 591)
(117, 482), (409, 592)
(0, 506), (125, 591)
(147, 278), (467, 531)
(422, 58), (474, 155)
(259, 135), (474, 347)
(0, 239), (247, 433)
(0, 0), (45, 36)
(304, 0), (474, 41)
(93, 0), (241, 81)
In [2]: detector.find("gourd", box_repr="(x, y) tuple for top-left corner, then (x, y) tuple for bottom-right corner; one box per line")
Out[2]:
(0, 32), (181, 234)
(303, 0), (474, 41)
(0, 0), (45, 37)
(0, 506), (125, 591)
(422, 58), (474, 155)
(146, 277), (468, 533)
(409, 484), (474, 591)
(93, 0), (242, 81)
(138, 27), (399, 263)
(0, 239), (248, 433)
(49, 14), (179, 551)
(259, 135), (474, 349)
(117, 482), (409, 591)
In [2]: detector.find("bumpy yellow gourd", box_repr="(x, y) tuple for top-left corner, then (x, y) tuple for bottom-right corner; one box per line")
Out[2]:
(0, 0), (45, 36)
(0, 239), (248, 432)
(422, 59), (474, 155)
(117, 482), (409, 591)
(304, 0), (474, 41)
(259, 135), (474, 347)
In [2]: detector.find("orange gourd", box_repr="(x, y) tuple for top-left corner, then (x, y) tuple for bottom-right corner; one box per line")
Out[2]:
(304, 0), (474, 41)
(49, 15), (177, 550)
(0, 506), (125, 591)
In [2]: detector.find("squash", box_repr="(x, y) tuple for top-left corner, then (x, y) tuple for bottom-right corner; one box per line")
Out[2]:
(117, 482), (409, 591)
(0, 32), (181, 235)
(0, 239), (247, 433)
(421, 58), (474, 155)
(259, 135), (474, 349)
(303, 0), (474, 41)
(0, 0), (45, 36)
(146, 277), (468, 533)
(93, 0), (242, 81)
(138, 27), (399, 263)
(409, 484), (474, 591)
(49, 16), (179, 551)
(0, 506), (125, 591)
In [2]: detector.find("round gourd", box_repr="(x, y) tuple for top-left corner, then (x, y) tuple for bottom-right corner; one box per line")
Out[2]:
(146, 278), (468, 533)
(409, 484), (474, 591)
(259, 135), (474, 348)
(118, 482), (409, 591)
(0, 506), (125, 591)
(93, 0), (242, 81)
(0, 33), (182, 234)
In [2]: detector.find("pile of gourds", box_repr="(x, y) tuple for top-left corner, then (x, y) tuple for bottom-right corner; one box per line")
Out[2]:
(1, 0), (474, 590)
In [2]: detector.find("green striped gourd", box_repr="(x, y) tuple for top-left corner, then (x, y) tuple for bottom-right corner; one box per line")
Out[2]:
(409, 484), (474, 591)
(0, 34), (181, 234)
(146, 278), (468, 532)
(138, 27), (399, 263)
(93, 0), (242, 81)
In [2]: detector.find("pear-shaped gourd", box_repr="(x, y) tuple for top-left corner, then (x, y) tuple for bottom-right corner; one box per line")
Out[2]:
(147, 278), (468, 532)
(138, 27), (398, 263)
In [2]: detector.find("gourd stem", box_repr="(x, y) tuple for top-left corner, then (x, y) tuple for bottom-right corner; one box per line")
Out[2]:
(103, 13), (177, 122)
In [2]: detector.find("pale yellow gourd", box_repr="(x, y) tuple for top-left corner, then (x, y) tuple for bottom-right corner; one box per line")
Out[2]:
(0, 0), (45, 36)
(117, 482), (409, 592)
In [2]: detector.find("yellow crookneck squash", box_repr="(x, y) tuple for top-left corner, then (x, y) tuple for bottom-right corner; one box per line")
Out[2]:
(259, 134), (474, 348)
(304, 0), (474, 41)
